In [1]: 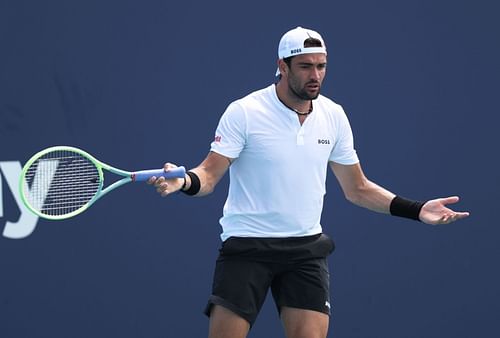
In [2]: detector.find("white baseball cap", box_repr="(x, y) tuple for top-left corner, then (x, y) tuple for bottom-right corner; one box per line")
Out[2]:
(276, 26), (327, 76)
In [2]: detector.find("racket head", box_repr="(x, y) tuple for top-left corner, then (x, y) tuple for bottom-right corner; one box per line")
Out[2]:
(19, 146), (104, 220)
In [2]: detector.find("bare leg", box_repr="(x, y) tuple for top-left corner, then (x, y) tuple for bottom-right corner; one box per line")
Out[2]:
(281, 306), (329, 338)
(208, 305), (250, 338)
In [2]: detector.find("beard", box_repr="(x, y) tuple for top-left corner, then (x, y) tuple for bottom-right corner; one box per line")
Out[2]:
(288, 77), (321, 101)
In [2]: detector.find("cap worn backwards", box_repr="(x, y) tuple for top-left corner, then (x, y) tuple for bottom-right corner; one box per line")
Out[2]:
(276, 26), (327, 76)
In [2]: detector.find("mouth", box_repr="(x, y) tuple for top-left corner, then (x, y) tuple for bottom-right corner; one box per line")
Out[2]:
(306, 83), (320, 91)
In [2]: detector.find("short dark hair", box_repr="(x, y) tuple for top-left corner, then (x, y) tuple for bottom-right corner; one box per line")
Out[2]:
(282, 37), (324, 71)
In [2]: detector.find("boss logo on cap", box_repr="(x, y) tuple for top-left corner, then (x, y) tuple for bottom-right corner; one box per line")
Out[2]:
(290, 48), (302, 54)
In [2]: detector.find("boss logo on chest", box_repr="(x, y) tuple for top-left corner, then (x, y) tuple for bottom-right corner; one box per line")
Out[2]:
(317, 139), (331, 145)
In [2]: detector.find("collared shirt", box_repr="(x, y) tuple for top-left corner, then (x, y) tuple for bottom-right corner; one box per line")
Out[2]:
(211, 84), (359, 241)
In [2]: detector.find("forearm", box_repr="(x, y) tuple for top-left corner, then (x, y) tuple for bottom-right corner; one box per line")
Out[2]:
(180, 151), (231, 197)
(181, 166), (217, 197)
(330, 163), (468, 224)
(345, 178), (396, 214)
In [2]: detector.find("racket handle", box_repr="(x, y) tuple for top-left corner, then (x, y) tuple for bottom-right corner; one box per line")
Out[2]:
(132, 166), (186, 182)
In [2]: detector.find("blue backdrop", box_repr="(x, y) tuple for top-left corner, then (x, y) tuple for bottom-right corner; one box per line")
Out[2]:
(1, 0), (498, 337)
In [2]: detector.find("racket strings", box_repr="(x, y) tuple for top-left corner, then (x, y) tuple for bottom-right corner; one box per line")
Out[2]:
(23, 150), (101, 216)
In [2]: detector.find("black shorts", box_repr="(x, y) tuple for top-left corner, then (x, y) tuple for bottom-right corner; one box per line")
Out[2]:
(204, 233), (335, 326)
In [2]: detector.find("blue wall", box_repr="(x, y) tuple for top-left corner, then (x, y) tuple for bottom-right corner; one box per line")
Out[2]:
(1, 0), (498, 337)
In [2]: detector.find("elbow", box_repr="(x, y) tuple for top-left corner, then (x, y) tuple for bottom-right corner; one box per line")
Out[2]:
(343, 180), (370, 206)
(345, 191), (362, 206)
(202, 183), (215, 195)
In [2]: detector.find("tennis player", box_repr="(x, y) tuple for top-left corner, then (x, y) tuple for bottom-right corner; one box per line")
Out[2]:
(149, 27), (469, 338)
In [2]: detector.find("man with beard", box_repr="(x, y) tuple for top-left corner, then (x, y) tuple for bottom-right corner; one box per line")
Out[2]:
(148, 27), (469, 338)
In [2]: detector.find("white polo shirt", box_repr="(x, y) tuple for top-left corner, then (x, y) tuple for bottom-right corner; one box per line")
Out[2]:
(210, 84), (359, 241)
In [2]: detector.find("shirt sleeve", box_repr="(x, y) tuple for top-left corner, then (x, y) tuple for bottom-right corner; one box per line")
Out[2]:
(329, 105), (359, 165)
(210, 101), (247, 159)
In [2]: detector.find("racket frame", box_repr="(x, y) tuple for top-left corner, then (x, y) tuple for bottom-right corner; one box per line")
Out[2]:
(19, 146), (183, 220)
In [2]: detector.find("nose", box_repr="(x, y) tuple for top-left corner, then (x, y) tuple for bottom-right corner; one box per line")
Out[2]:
(310, 66), (323, 81)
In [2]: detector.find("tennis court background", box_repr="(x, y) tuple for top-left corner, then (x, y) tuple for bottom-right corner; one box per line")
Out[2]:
(1, 0), (498, 337)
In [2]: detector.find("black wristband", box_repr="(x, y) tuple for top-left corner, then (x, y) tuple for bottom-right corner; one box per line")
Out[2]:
(389, 195), (425, 221)
(181, 171), (201, 196)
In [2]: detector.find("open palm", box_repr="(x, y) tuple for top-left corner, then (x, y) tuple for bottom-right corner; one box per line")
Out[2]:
(419, 196), (470, 225)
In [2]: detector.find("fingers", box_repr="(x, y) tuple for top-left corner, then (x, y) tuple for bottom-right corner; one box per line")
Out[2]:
(146, 162), (182, 197)
(151, 176), (171, 197)
(421, 196), (470, 225)
(163, 162), (178, 172)
(439, 196), (460, 206)
(439, 213), (457, 224)
(435, 196), (469, 224)
(438, 211), (470, 225)
(145, 163), (175, 185)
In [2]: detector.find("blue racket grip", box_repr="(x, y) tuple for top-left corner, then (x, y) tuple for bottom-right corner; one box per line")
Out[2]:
(132, 166), (186, 182)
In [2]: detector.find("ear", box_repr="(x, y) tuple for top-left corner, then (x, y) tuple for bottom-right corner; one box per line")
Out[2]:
(277, 59), (288, 76)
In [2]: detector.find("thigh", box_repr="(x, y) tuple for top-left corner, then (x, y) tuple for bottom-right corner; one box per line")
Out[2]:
(208, 305), (250, 338)
(272, 258), (331, 315)
(205, 258), (274, 326)
(281, 307), (329, 338)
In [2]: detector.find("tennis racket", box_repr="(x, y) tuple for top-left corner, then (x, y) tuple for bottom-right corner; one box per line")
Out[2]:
(19, 146), (185, 220)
